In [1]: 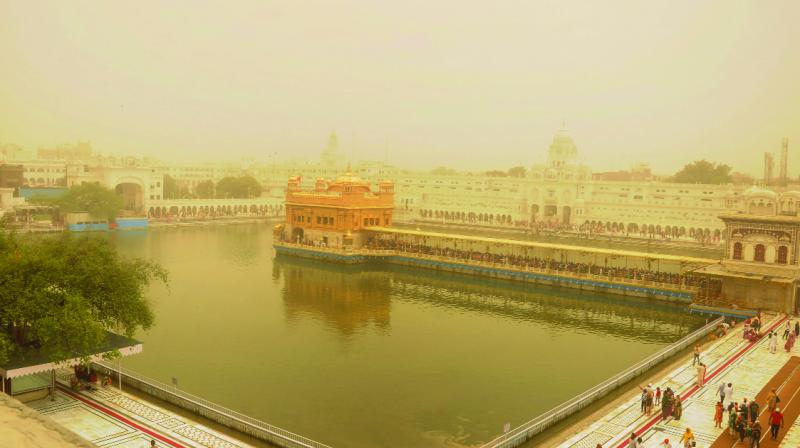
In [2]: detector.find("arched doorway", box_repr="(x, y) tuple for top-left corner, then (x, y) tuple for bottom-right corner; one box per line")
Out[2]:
(291, 227), (304, 243)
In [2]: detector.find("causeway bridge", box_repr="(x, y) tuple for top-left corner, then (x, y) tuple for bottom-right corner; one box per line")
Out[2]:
(274, 227), (720, 303)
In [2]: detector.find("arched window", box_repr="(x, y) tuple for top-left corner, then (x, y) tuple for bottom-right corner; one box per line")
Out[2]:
(733, 242), (743, 260)
(754, 244), (766, 262)
(778, 246), (789, 264)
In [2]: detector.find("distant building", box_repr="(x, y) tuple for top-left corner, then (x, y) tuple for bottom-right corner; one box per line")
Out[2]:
(694, 186), (800, 313)
(0, 164), (24, 189)
(20, 161), (67, 187)
(593, 163), (653, 182)
(279, 170), (394, 248)
(66, 164), (164, 215)
(36, 141), (93, 162)
(0, 143), (31, 161)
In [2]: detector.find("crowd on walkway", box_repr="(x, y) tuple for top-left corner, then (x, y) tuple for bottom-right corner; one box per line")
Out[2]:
(626, 316), (800, 448)
(368, 238), (721, 290)
(717, 316), (799, 447)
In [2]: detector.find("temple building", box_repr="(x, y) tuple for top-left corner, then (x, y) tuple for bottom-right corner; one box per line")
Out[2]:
(278, 170), (394, 249)
(693, 186), (800, 313)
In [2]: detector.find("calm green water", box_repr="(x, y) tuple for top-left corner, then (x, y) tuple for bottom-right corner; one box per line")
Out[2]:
(109, 224), (705, 448)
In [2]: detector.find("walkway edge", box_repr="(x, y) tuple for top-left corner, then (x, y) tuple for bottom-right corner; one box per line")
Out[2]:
(482, 317), (724, 448)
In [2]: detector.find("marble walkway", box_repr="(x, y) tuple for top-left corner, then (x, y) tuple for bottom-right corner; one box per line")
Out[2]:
(26, 371), (254, 448)
(557, 313), (800, 448)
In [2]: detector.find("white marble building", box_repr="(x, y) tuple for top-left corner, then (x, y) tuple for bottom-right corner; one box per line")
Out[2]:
(387, 129), (759, 240)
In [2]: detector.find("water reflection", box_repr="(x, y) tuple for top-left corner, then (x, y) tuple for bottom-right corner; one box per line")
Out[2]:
(274, 255), (701, 343)
(276, 256), (392, 336)
(113, 225), (708, 448)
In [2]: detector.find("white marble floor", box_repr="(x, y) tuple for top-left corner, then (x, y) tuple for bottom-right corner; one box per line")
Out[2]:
(557, 314), (800, 448)
(27, 375), (253, 448)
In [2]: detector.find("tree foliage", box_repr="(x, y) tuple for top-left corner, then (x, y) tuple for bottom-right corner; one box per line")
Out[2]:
(215, 176), (262, 199)
(163, 174), (191, 199)
(195, 180), (215, 199)
(507, 166), (527, 178)
(0, 233), (168, 364)
(485, 170), (508, 177)
(31, 183), (123, 220)
(668, 160), (732, 184)
(163, 174), (178, 199)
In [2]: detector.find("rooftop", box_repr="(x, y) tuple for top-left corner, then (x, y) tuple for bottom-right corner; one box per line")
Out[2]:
(0, 331), (142, 379)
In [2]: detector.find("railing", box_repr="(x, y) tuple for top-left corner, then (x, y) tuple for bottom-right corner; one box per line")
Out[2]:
(93, 361), (333, 448)
(276, 242), (700, 294)
(387, 252), (697, 293)
(480, 316), (724, 448)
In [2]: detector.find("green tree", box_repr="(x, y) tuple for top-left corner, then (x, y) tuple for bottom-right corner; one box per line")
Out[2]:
(31, 183), (123, 220)
(0, 233), (168, 364)
(216, 176), (262, 199)
(507, 166), (527, 178)
(195, 180), (215, 199)
(163, 174), (191, 199)
(485, 170), (508, 177)
(669, 160), (732, 184)
(163, 174), (179, 199)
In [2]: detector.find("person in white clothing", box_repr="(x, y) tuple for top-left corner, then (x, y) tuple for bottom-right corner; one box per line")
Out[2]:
(725, 383), (734, 403)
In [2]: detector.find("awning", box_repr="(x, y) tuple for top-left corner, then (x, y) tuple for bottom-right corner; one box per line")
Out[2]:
(365, 226), (718, 265)
(0, 332), (142, 380)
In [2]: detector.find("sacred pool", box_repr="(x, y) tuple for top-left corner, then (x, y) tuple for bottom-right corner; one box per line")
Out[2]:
(109, 224), (706, 448)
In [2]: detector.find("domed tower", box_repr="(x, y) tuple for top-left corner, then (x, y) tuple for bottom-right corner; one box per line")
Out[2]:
(546, 127), (578, 170)
(321, 131), (340, 167)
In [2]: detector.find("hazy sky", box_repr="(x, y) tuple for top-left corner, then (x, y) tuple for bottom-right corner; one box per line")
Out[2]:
(1, 1), (798, 174)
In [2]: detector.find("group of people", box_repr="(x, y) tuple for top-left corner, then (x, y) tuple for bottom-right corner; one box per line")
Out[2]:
(753, 318), (799, 353)
(638, 384), (684, 421)
(714, 386), (784, 447)
(70, 364), (111, 391)
(368, 239), (721, 289)
(625, 317), (793, 448)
